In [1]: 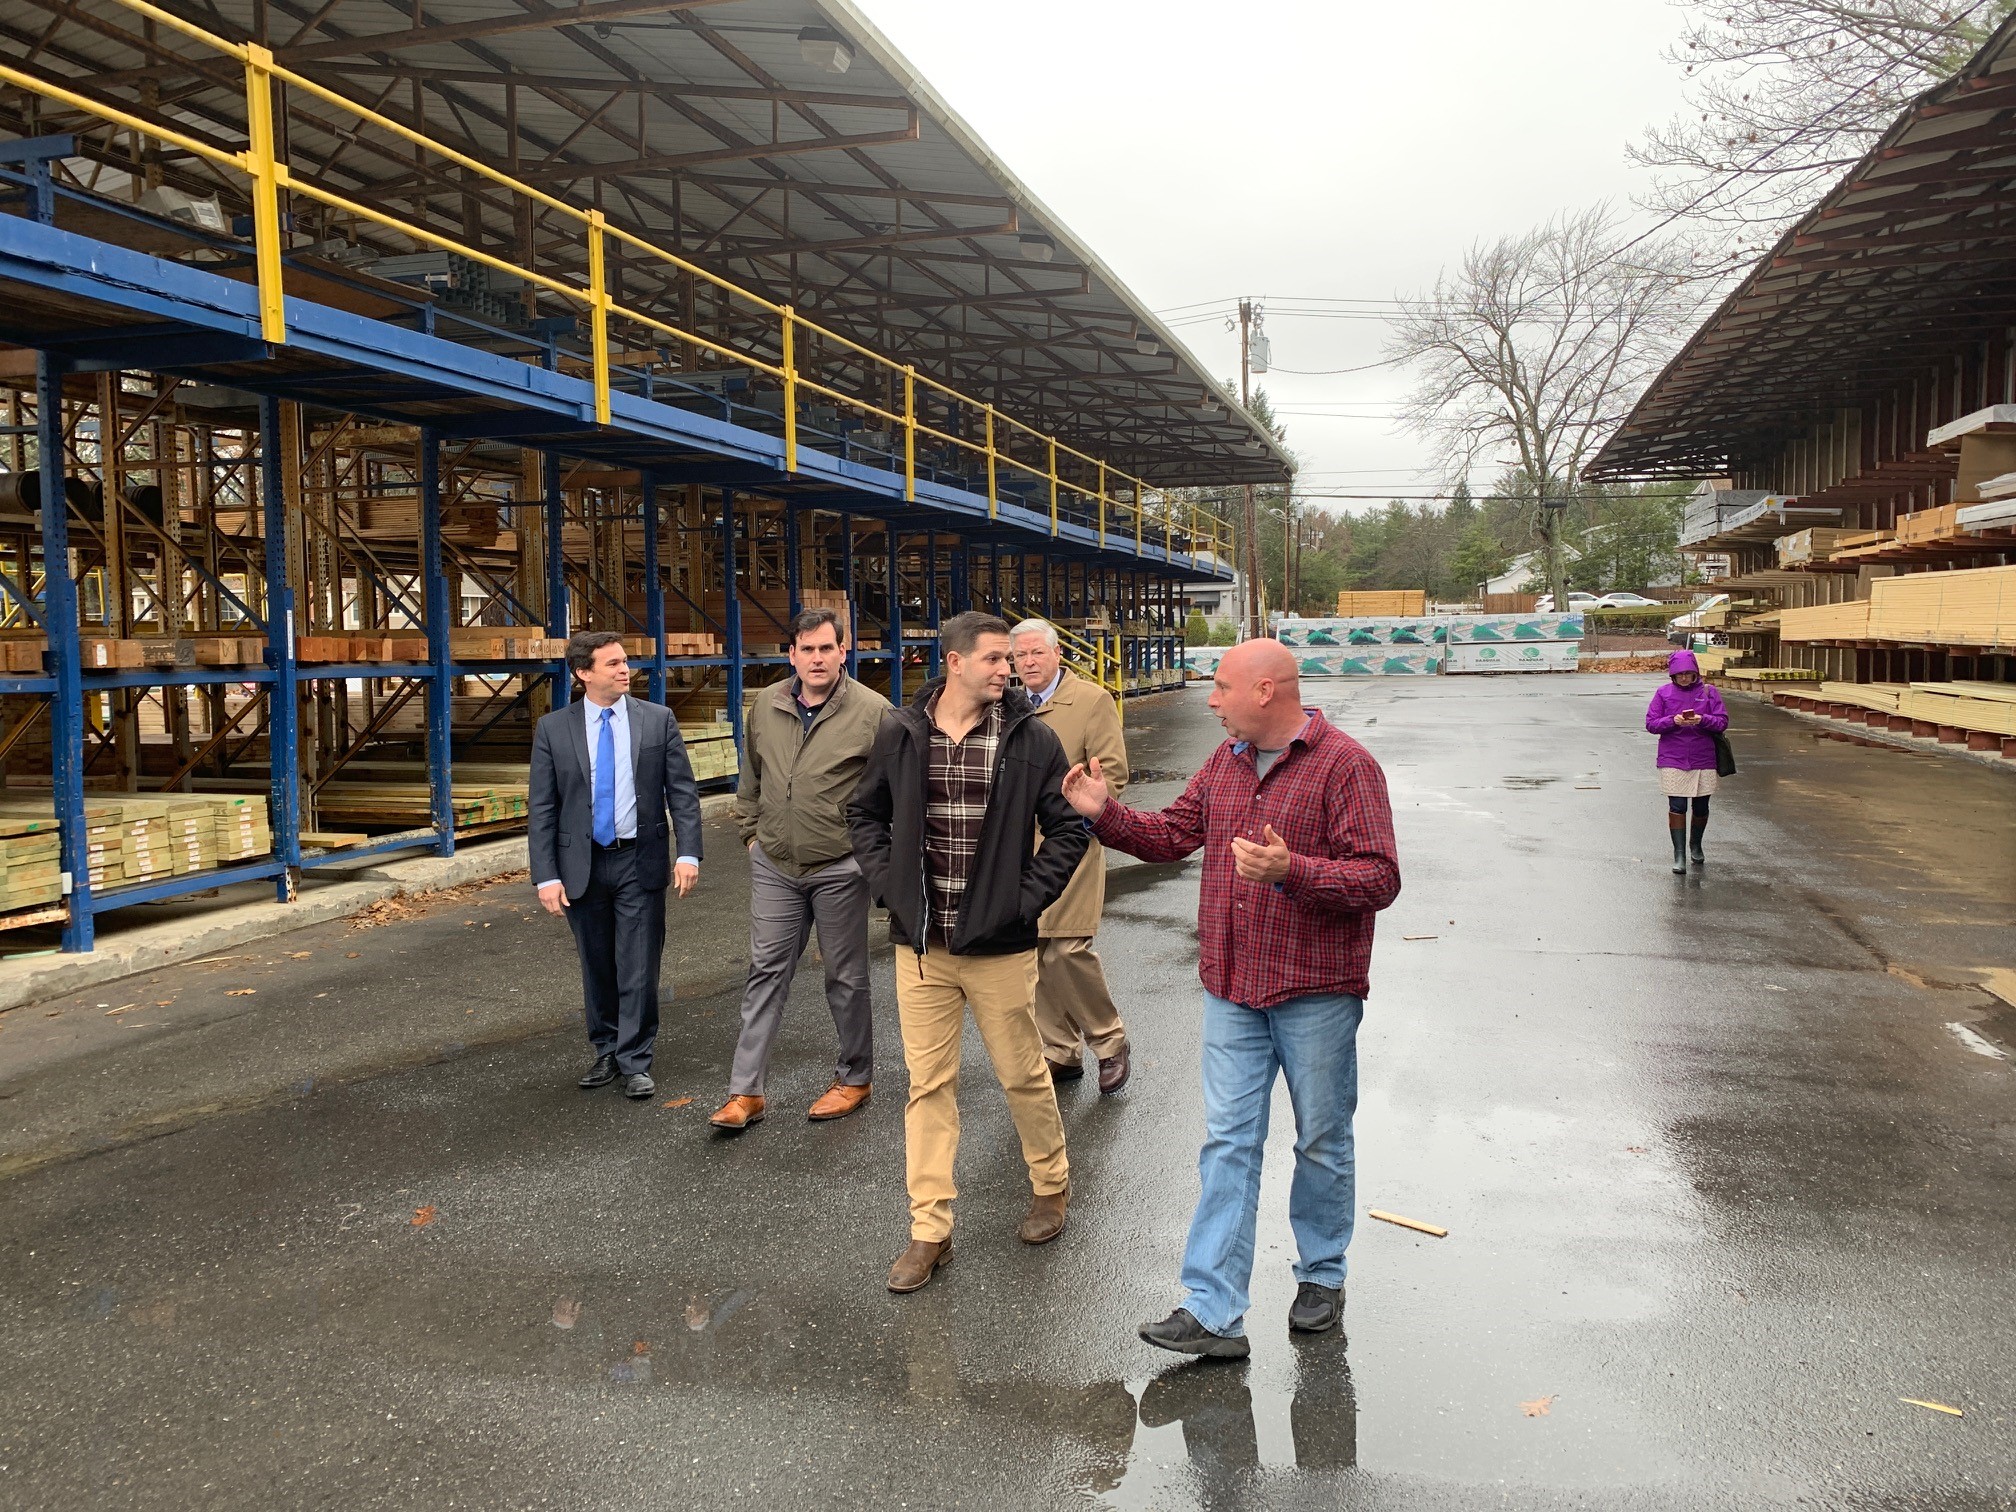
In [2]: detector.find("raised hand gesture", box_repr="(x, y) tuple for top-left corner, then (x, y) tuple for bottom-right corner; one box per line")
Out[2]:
(1061, 757), (1111, 819)
(1230, 823), (1292, 884)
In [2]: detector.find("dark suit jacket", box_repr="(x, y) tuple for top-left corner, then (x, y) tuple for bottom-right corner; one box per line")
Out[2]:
(528, 695), (705, 898)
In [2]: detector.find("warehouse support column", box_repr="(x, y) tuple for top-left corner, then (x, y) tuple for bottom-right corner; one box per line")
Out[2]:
(722, 489), (744, 754)
(544, 450), (569, 709)
(925, 534), (941, 680)
(951, 541), (970, 615)
(987, 543), (1002, 614)
(887, 526), (903, 707)
(643, 471), (667, 706)
(41, 355), (91, 950)
(419, 428), (454, 857)
(784, 502), (802, 619)
(258, 394), (301, 902)
(840, 511), (857, 679)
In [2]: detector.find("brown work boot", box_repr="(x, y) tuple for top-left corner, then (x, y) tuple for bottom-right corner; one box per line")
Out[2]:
(1097, 1042), (1131, 1095)
(807, 1081), (871, 1121)
(886, 1238), (952, 1293)
(708, 1094), (766, 1131)
(1018, 1185), (1069, 1244)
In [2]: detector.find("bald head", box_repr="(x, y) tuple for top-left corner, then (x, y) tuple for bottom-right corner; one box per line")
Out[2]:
(1209, 638), (1306, 747)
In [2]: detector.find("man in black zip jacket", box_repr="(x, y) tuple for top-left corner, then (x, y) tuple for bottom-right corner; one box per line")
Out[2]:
(848, 610), (1089, 1293)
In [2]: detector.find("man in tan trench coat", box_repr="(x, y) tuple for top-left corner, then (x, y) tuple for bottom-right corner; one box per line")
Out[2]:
(1011, 618), (1131, 1094)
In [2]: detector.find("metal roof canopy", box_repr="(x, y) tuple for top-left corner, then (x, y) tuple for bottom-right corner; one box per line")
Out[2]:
(1588, 12), (2016, 483)
(0, 0), (1289, 489)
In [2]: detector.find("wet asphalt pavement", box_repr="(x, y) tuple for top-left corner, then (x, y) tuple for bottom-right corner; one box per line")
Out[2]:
(2, 675), (2013, 1511)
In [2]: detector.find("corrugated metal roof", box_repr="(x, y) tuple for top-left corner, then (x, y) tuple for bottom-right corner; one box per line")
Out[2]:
(0, 0), (1284, 487)
(1587, 13), (2016, 482)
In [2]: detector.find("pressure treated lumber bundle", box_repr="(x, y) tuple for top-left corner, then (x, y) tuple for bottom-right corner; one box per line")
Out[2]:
(1777, 528), (1856, 565)
(0, 792), (271, 898)
(1778, 600), (1873, 640)
(1895, 505), (1960, 544)
(1898, 683), (2016, 736)
(1816, 682), (1908, 713)
(1866, 564), (2016, 646)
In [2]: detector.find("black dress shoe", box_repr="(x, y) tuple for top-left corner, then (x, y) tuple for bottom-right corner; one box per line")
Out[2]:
(578, 1054), (617, 1089)
(1288, 1282), (1344, 1334)
(1047, 1057), (1085, 1083)
(623, 1072), (656, 1100)
(1138, 1308), (1249, 1359)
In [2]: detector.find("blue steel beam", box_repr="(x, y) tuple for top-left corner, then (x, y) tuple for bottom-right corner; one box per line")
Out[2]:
(642, 471), (667, 706)
(260, 395), (302, 891)
(721, 489), (744, 754)
(40, 353), (90, 951)
(419, 428), (455, 857)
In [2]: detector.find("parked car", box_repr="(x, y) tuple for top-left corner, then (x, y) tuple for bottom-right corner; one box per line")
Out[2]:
(1667, 594), (1731, 647)
(1532, 592), (1603, 613)
(1596, 592), (1662, 608)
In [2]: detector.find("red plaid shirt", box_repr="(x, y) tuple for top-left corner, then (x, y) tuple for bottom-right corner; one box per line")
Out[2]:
(1091, 709), (1400, 1007)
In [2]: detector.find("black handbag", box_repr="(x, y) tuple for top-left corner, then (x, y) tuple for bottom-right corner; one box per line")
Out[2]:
(1710, 728), (1737, 777)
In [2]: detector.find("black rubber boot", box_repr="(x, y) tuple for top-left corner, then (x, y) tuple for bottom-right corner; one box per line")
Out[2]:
(1689, 820), (1707, 866)
(1669, 821), (1687, 873)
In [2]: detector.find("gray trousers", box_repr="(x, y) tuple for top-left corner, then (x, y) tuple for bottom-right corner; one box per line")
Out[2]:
(729, 843), (873, 1096)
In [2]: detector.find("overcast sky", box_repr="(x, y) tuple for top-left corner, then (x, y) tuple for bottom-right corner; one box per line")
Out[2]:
(853, 0), (1698, 513)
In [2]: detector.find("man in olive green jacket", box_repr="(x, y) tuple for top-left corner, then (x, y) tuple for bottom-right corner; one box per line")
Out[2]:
(711, 608), (892, 1130)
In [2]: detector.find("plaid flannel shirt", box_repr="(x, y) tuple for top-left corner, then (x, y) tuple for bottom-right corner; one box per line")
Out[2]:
(923, 693), (1001, 942)
(1091, 709), (1400, 1006)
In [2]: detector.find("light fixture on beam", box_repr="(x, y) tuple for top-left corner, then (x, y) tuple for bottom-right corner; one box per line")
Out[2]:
(1018, 233), (1056, 262)
(1135, 329), (1158, 356)
(798, 26), (854, 74)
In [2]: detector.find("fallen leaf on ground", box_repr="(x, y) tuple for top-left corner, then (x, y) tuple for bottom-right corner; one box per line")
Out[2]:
(345, 952), (360, 959)
(1900, 1397), (1964, 1417)
(631, 1340), (650, 1355)
(1521, 1396), (1555, 1417)
(410, 1205), (438, 1227)
(225, 988), (257, 997)
(662, 1097), (693, 1108)
(288, 951), (313, 959)
(551, 1298), (581, 1330)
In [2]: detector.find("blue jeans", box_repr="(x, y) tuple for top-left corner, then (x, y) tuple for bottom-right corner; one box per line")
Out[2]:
(1180, 991), (1363, 1337)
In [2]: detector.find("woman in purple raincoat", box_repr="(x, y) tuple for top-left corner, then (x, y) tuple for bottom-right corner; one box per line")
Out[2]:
(1645, 650), (1728, 874)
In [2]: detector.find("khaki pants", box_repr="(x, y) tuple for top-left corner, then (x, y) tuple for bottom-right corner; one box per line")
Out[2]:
(1033, 936), (1128, 1065)
(895, 944), (1069, 1242)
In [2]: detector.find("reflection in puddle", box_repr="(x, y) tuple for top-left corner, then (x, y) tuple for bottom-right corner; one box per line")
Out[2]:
(1101, 1341), (1357, 1508)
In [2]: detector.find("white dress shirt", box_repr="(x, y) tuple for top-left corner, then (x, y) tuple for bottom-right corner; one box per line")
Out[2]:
(1028, 668), (1064, 708)
(535, 695), (698, 889)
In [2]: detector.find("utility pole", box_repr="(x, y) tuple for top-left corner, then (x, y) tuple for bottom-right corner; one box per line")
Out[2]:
(1238, 299), (1262, 639)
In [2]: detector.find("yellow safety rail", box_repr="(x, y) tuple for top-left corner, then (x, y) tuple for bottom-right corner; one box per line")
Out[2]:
(0, 0), (1236, 567)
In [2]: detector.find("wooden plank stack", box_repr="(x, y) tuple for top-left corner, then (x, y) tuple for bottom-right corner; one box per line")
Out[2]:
(1866, 564), (2016, 646)
(1776, 528), (1856, 565)
(0, 792), (271, 898)
(0, 808), (61, 910)
(293, 629), (569, 662)
(1779, 600), (1873, 640)
(1898, 681), (2016, 736)
(1336, 589), (1427, 616)
(315, 781), (527, 828)
(0, 635), (47, 672)
(680, 720), (740, 783)
(1895, 504), (1960, 544)
(1817, 682), (1907, 714)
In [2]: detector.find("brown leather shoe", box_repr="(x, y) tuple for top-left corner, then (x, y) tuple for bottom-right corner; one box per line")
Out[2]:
(807, 1081), (871, 1121)
(1097, 1042), (1131, 1095)
(1018, 1185), (1069, 1244)
(886, 1238), (952, 1293)
(708, 1094), (766, 1130)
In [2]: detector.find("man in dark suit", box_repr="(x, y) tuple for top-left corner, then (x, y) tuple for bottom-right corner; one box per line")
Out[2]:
(530, 630), (704, 1099)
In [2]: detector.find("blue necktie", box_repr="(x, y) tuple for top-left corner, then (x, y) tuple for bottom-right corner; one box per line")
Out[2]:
(592, 707), (617, 847)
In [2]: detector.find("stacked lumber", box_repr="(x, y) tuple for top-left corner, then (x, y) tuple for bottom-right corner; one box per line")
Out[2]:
(0, 635), (46, 673)
(0, 792), (271, 895)
(315, 782), (527, 828)
(0, 809), (61, 909)
(1895, 505), (1959, 544)
(293, 629), (569, 662)
(1898, 681), (2016, 737)
(1779, 600), (1873, 640)
(78, 637), (145, 669)
(296, 633), (429, 663)
(1866, 564), (2016, 646)
(1336, 590), (1427, 616)
(1817, 682), (1907, 713)
(447, 626), (569, 661)
(1777, 528), (1856, 565)
(353, 495), (499, 547)
(680, 720), (740, 783)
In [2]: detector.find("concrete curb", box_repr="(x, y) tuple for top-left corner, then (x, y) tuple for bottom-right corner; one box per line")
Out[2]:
(0, 794), (742, 1014)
